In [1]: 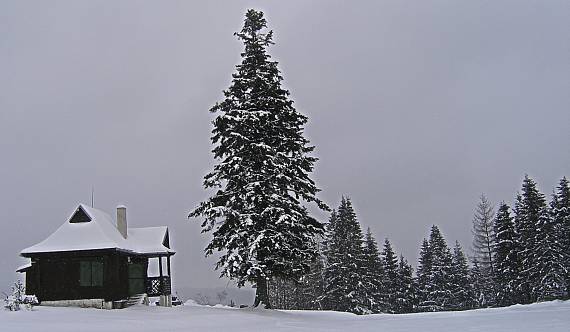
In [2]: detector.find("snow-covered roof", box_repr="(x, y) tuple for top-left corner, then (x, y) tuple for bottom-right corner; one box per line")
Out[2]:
(16, 261), (32, 272)
(21, 204), (174, 256)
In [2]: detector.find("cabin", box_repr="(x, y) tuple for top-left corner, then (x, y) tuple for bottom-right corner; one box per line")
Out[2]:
(18, 204), (175, 309)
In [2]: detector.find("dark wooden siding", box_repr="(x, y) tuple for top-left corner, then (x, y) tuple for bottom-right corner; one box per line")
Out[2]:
(25, 250), (133, 302)
(24, 261), (39, 295)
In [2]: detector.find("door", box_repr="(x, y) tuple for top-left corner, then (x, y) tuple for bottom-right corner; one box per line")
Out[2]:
(128, 261), (146, 296)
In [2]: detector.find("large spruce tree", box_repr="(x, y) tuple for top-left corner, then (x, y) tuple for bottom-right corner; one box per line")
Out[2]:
(190, 9), (327, 308)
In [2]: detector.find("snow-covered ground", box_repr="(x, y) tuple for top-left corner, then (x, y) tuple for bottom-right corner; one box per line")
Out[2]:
(2, 300), (569, 331)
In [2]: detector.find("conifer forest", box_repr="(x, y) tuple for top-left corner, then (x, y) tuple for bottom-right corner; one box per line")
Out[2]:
(267, 176), (570, 314)
(190, 9), (570, 314)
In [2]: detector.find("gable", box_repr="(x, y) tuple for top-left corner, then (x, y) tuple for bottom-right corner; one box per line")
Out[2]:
(162, 230), (170, 249)
(69, 206), (91, 223)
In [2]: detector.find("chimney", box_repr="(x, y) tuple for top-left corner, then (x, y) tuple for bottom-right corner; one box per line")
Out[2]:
(117, 205), (127, 239)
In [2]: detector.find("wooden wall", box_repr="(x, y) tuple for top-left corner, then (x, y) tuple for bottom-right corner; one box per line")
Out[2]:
(25, 250), (139, 302)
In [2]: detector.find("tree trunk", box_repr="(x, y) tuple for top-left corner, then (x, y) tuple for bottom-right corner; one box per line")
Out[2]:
(253, 276), (272, 309)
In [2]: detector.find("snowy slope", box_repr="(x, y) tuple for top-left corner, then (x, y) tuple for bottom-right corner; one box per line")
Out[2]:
(1, 300), (569, 332)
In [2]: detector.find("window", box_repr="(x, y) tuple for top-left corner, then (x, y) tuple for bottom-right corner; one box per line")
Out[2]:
(69, 207), (91, 223)
(79, 261), (104, 287)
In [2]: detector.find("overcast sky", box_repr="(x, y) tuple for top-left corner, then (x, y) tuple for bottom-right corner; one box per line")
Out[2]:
(1, 1), (568, 294)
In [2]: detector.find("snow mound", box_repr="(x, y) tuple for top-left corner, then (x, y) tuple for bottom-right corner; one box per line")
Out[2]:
(183, 299), (200, 306)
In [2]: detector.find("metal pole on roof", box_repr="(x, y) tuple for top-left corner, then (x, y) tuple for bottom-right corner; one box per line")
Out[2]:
(91, 186), (94, 208)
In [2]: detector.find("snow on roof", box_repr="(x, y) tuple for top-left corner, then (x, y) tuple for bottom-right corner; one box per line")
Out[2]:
(16, 260), (32, 272)
(21, 204), (174, 256)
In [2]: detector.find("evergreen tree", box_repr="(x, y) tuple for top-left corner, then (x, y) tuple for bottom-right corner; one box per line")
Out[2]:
(513, 176), (548, 303)
(493, 202), (519, 306)
(470, 259), (486, 308)
(394, 255), (415, 314)
(323, 209), (339, 251)
(532, 183), (567, 300)
(450, 241), (471, 310)
(426, 225), (454, 311)
(382, 238), (399, 313)
(471, 194), (496, 305)
(189, 9), (328, 308)
(416, 226), (453, 312)
(322, 197), (369, 314)
(550, 177), (570, 296)
(362, 228), (385, 313)
(416, 238), (432, 311)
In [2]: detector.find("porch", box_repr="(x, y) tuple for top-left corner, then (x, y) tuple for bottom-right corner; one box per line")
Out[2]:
(144, 254), (173, 306)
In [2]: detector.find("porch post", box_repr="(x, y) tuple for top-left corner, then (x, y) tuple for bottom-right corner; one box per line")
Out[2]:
(158, 256), (171, 307)
(167, 255), (171, 276)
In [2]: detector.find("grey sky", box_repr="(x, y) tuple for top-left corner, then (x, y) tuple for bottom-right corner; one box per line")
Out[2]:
(1, 0), (568, 294)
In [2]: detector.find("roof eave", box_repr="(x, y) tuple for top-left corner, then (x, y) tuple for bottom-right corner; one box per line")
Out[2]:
(20, 247), (175, 258)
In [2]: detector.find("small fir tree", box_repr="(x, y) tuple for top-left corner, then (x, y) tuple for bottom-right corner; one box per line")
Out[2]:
(426, 225), (454, 311)
(470, 259), (486, 308)
(362, 228), (385, 313)
(493, 202), (519, 306)
(416, 238), (433, 311)
(416, 226), (454, 312)
(322, 197), (369, 314)
(381, 238), (399, 313)
(513, 176), (548, 303)
(3, 280), (26, 311)
(550, 177), (570, 296)
(394, 255), (415, 313)
(532, 186), (567, 300)
(450, 241), (471, 310)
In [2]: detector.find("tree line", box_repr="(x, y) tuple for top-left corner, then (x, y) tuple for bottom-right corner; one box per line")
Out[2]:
(267, 176), (570, 314)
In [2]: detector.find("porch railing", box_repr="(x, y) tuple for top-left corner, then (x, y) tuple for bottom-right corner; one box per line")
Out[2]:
(146, 276), (171, 297)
